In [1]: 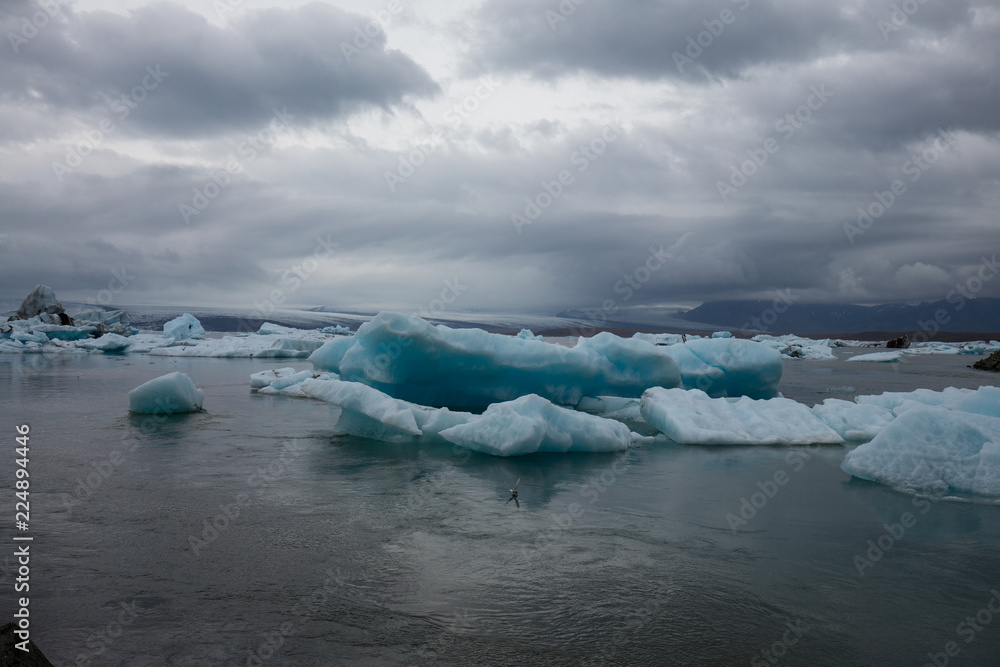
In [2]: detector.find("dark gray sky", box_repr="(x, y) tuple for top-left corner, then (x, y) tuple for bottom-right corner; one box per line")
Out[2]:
(1, 0), (998, 315)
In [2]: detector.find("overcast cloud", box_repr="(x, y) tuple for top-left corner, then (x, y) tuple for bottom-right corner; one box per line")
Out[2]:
(1, 0), (998, 316)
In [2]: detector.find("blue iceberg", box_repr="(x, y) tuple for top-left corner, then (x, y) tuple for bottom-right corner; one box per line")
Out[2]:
(308, 312), (682, 410)
(128, 372), (204, 414)
(163, 313), (205, 340)
(662, 337), (783, 399)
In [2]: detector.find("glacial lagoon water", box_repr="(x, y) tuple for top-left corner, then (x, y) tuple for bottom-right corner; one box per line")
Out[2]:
(2, 349), (1000, 666)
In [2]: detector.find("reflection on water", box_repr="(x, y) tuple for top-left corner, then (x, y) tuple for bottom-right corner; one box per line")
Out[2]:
(1, 352), (999, 665)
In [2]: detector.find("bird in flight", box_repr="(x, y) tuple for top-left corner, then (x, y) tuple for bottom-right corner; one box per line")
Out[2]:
(507, 477), (520, 507)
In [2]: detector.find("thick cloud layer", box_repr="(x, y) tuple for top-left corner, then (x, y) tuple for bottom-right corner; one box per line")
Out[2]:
(1, 0), (998, 316)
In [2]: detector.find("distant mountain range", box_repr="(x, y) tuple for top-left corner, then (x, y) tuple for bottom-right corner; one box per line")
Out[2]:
(680, 298), (1000, 335)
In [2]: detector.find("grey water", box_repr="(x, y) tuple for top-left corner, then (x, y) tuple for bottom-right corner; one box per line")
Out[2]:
(2, 350), (1000, 666)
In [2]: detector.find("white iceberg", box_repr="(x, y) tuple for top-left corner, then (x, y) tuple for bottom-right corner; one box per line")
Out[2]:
(255, 369), (316, 394)
(76, 333), (131, 353)
(639, 387), (844, 446)
(439, 394), (635, 457)
(250, 367), (302, 389)
(128, 372), (204, 414)
(751, 334), (837, 360)
(953, 386), (1000, 419)
(163, 313), (205, 340)
(308, 312), (682, 410)
(631, 332), (690, 346)
(854, 387), (975, 414)
(300, 377), (472, 443)
(810, 399), (895, 442)
(841, 406), (1000, 497)
(847, 352), (902, 363)
(254, 337), (326, 358)
(265, 373), (635, 456)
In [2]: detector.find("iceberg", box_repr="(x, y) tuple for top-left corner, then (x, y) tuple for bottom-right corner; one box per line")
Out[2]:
(810, 399), (895, 442)
(751, 334), (837, 360)
(128, 372), (204, 414)
(71, 308), (133, 335)
(250, 367), (303, 389)
(11, 284), (66, 321)
(253, 337), (326, 358)
(300, 377), (472, 443)
(662, 338), (783, 399)
(841, 406), (1000, 497)
(163, 313), (205, 340)
(261, 373), (636, 456)
(308, 312), (682, 410)
(76, 333), (131, 353)
(632, 332), (690, 346)
(854, 387), (975, 414)
(953, 386), (1000, 419)
(639, 387), (844, 446)
(847, 352), (902, 363)
(438, 394), (635, 457)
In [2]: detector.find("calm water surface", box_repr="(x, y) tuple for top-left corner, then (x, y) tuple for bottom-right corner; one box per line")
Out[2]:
(1, 349), (999, 666)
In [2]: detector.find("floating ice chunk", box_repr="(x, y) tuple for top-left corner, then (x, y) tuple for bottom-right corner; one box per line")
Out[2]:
(439, 394), (634, 456)
(254, 337), (325, 358)
(30, 323), (95, 341)
(517, 329), (544, 340)
(663, 338), (783, 399)
(320, 325), (352, 335)
(76, 333), (130, 353)
(640, 387), (844, 445)
(71, 308), (132, 334)
(250, 367), (301, 389)
(953, 386), (1000, 419)
(847, 352), (902, 363)
(256, 322), (297, 336)
(810, 399), (895, 442)
(577, 396), (644, 422)
(855, 387), (975, 413)
(307, 334), (357, 373)
(841, 407), (1000, 497)
(128, 372), (204, 414)
(712, 331), (733, 338)
(309, 312), (681, 409)
(752, 335), (837, 360)
(251, 368), (336, 396)
(782, 343), (836, 360)
(163, 313), (205, 340)
(300, 378), (471, 443)
(632, 332), (688, 346)
(11, 330), (50, 345)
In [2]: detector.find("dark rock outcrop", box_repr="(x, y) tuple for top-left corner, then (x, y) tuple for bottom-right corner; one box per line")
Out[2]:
(973, 350), (1000, 372)
(0, 622), (55, 666)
